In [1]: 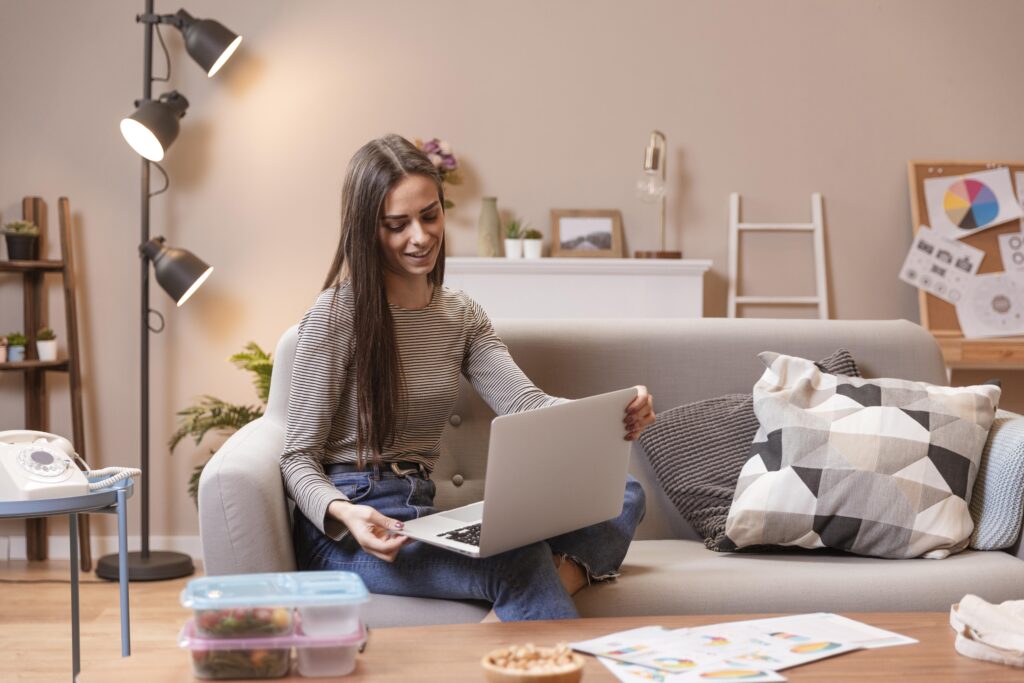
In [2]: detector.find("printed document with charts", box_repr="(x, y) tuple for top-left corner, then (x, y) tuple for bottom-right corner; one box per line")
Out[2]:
(898, 225), (984, 306)
(571, 613), (916, 682)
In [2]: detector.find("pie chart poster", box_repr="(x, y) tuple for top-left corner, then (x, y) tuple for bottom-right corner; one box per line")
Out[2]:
(924, 167), (1023, 241)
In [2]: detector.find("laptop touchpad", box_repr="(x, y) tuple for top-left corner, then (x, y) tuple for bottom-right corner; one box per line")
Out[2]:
(442, 502), (484, 522)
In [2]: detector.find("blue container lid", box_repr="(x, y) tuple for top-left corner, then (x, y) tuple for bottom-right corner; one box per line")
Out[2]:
(181, 571), (369, 609)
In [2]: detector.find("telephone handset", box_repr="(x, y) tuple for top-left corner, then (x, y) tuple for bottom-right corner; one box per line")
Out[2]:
(0, 430), (141, 501)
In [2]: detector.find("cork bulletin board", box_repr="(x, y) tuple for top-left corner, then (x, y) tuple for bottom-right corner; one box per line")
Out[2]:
(907, 160), (1024, 367)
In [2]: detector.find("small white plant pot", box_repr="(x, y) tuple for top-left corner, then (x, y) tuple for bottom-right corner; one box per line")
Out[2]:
(504, 238), (523, 259)
(36, 339), (57, 362)
(523, 239), (543, 259)
(8, 345), (25, 363)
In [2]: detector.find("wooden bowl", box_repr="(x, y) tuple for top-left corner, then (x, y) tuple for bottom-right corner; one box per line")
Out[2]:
(481, 645), (585, 683)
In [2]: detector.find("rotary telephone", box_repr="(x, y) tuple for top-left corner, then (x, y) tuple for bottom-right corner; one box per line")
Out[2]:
(0, 430), (141, 501)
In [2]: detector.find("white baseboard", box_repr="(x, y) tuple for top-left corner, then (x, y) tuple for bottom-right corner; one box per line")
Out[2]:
(2, 534), (202, 561)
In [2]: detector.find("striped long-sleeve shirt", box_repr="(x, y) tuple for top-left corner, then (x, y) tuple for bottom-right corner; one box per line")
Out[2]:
(281, 283), (564, 539)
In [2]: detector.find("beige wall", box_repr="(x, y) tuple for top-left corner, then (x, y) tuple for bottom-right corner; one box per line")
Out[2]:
(2, 0), (1023, 542)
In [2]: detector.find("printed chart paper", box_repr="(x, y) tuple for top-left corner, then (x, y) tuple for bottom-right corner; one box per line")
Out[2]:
(1016, 171), (1024, 209)
(998, 232), (1024, 273)
(734, 613), (918, 650)
(898, 226), (985, 304)
(572, 618), (865, 675)
(956, 271), (1024, 338)
(599, 656), (786, 682)
(648, 623), (861, 672)
(925, 167), (1022, 240)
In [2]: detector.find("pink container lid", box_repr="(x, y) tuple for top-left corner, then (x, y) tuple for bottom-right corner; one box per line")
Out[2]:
(179, 617), (366, 651)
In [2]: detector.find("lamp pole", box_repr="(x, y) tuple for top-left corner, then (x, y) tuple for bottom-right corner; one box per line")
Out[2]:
(140, 0), (154, 562)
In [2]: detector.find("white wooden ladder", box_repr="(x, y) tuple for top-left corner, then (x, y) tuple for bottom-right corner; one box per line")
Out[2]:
(727, 192), (829, 319)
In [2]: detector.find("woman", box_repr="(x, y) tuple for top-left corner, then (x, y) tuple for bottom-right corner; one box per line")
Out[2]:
(282, 134), (654, 621)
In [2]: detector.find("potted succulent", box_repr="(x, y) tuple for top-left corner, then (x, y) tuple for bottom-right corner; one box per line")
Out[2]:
(2, 220), (40, 260)
(523, 228), (543, 259)
(504, 219), (524, 259)
(0, 336), (7, 363)
(6, 332), (27, 362)
(36, 327), (57, 362)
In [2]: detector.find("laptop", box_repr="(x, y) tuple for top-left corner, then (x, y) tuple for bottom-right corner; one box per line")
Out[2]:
(395, 387), (638, 558)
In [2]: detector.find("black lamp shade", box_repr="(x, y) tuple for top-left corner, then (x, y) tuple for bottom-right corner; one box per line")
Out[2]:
(177, 10), (242, 77)
(141, 237), (213, 306)
(120, 92), (189, 161)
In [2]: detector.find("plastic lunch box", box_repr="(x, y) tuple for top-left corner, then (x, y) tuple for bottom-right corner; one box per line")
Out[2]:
(180, 617), (367, 679)
(179, 571), (371, 678)
(180, 571), (370, 639)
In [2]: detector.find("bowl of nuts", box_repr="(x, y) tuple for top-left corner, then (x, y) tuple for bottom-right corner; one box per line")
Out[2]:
(481, 642), (585, 682)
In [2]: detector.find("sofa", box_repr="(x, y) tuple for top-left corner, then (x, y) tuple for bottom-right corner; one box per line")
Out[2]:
(199, 318), (1024, 628)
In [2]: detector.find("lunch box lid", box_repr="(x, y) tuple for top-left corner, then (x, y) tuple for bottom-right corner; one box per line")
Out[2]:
(181, 570), (370, 609)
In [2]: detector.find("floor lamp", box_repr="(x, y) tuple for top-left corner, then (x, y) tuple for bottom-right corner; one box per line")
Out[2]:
(96, 0), (240, 581)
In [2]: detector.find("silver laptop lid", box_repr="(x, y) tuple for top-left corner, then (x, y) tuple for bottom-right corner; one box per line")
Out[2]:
(477, 387), (638, 557)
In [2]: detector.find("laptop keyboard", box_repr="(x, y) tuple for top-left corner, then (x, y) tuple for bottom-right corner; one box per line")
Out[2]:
(438, 523), (481, 547)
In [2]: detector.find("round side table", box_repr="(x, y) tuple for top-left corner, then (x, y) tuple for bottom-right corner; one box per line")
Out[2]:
(0, 478), (134, 682)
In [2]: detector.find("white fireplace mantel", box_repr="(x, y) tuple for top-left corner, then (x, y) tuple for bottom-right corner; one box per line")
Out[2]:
(444, 257), (712, 319)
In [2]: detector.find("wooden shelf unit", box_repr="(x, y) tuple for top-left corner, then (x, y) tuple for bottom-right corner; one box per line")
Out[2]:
(1, 196), (89, 569)
(1, 358), (71, 371)
(932, 332), (1024, 369)
(0, 260), (65, 273)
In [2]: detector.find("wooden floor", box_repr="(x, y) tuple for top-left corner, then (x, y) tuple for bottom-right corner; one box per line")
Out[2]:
(0, 559), (197, 683)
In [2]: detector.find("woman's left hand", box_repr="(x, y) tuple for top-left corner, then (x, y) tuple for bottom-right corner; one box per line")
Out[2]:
(624, 385), (656, 441)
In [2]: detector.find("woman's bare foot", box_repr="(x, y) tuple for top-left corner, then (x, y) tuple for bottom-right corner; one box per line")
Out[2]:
(554, 554), (588, 596)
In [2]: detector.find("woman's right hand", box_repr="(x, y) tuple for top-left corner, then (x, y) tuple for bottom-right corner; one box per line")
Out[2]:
(328, 500), (410, 562)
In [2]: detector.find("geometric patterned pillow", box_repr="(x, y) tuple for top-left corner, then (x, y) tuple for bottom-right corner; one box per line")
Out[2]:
(721, 352), (1001, 559)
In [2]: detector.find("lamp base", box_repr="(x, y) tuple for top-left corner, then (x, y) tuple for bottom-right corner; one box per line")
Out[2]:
(634, 250), (683, 259)
(95, 550), (195, 582)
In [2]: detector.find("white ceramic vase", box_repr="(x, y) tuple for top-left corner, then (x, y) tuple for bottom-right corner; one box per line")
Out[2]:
(523, 239), (542, 259)
(504, 238), (523, 259)
(36, 339), (57, 362)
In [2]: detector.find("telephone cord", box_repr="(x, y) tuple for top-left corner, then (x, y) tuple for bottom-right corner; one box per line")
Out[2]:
(86, 467), (142, 491)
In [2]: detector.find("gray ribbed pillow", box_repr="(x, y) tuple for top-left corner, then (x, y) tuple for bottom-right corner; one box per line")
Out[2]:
(638, 349), (860, 550)
(970, 409), (1024, 549)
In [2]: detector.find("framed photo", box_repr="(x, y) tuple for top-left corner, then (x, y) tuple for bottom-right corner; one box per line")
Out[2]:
(550, 209), (624, 258)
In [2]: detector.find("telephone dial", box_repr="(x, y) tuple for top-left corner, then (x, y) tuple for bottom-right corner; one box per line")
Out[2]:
(0, 430), (141, 501)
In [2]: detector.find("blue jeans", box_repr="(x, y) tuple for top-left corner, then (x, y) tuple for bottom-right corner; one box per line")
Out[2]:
(292, 467), (646, 621)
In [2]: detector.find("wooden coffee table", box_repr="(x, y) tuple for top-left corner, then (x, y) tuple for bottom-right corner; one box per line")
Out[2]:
(78, 612), (1019, 682)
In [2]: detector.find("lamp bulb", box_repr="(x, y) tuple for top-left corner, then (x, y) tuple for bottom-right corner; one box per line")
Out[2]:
(635, 174), (666, 202)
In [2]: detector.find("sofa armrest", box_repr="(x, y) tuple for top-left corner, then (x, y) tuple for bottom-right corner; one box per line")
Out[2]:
(198, 418), (296, 575)
(971, 409), (1024, 559)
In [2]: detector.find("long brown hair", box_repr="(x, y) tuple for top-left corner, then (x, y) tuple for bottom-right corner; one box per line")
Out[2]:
(322, 134), (446, 467)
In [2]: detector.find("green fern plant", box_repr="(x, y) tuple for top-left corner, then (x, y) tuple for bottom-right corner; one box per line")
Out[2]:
(170, 342), (273, 505)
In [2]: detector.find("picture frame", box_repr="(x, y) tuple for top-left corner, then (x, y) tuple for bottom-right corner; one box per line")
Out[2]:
(550, 209), (624, 258)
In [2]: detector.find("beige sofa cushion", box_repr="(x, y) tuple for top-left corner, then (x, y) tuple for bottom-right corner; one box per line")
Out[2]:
(575, 540), (1024, 617)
